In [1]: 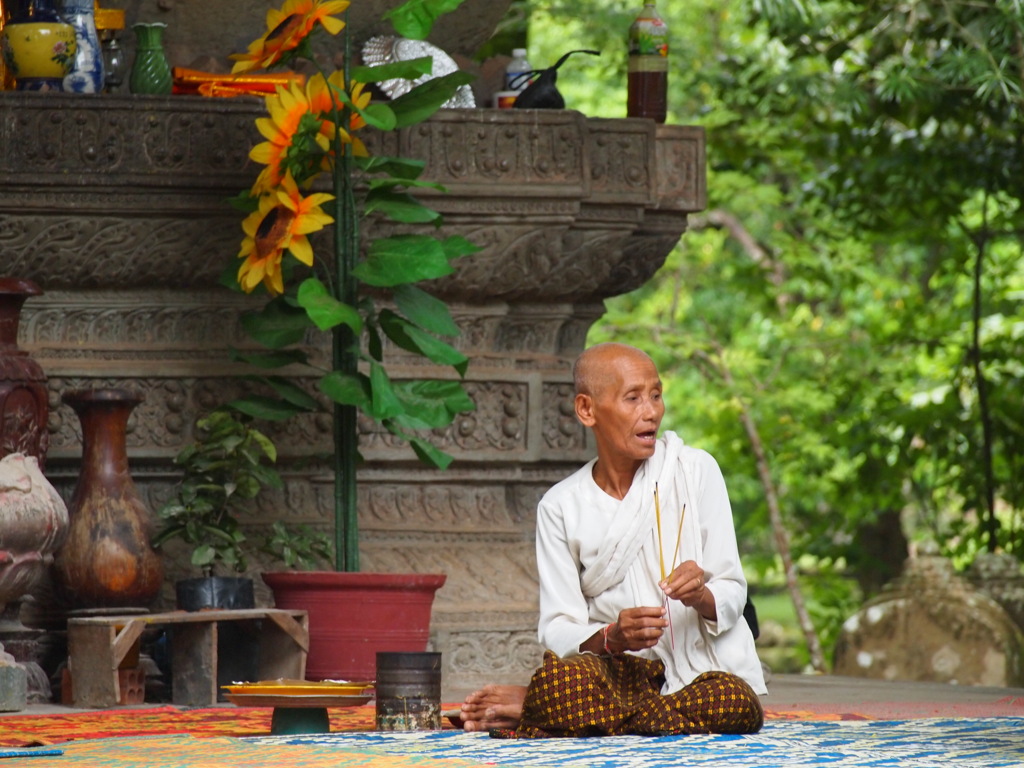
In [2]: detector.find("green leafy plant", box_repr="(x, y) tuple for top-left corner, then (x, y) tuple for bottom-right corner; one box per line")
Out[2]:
(261, 521), (333, 570)
(154, 409), (283, 577)
(227, 0), (479, 571)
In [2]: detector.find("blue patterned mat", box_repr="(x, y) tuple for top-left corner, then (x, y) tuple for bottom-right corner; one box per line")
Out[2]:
(253, 717), (1024, 768)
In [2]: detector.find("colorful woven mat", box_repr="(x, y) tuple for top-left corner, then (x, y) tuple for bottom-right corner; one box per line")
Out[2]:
(5, 734), (491, 768)
(0, 703), (871, 747)
(0, 704), (381, 747)
(257, 717), (1024, 768)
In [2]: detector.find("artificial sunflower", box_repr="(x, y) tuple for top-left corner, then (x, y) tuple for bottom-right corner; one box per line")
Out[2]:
(237, 172), (335, 295)
(231, 0), (350, 74)
(250, 72), (372, 193)
(250, 75), (335, 194)
(324, 70), (371, 158)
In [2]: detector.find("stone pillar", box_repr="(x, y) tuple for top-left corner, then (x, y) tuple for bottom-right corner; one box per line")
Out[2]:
(0, 95), (704, 693)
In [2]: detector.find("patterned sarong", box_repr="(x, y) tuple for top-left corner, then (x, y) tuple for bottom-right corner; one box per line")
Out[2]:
(495, 651), (764, 738)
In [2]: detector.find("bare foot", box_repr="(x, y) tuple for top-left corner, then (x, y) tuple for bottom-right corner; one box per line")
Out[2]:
(459, 684), (527, 732)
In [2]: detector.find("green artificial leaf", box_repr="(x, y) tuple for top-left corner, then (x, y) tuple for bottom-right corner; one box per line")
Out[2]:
(360, 102), (397, 131)
(241, 299), (313, 349)
(392, 284), (460, 336)
(367, 320), (384, 362)
(397, 379), (475, 424)
(352, 57), (434, 83)
(440, 234), (482, 260)
(355, 235), (455, 286)
(262, 375), (321, 412)
(408, 434), (454, 469)
(228, 395), (307, 422)
(297, 278), (363, 333)
(227, 190), (260, 214)
(218, 260), (245, 293)
(387, 71), (477, 128)
(384, 0), (468, 40)
(364, 189), (441, 224)
(318, 371), (372, 409)
(369, 362), (405, 420)
(367, 177), (445, 192)
(357, 156), (426, 181)
(229, 348), (310, 369)
(379, 310), (468, 372)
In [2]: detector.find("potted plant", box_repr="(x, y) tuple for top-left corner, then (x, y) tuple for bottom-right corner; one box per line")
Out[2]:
(225, 0), (479, 681)
(153, 406), (300, 692)
(153, 407), (284, 610)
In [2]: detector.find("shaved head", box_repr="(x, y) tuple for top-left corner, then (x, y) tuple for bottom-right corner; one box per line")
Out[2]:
(573, 343), (657, 397)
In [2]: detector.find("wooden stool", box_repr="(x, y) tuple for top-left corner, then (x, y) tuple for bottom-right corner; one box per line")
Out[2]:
(67, 608), (308, 707)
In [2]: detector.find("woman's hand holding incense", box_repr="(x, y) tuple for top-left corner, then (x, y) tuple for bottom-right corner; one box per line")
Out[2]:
(661, 561), (717, 621)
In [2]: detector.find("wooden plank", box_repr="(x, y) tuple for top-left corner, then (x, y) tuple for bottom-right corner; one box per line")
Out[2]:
(264, 611), (309, 652)
(170, 622), (217, 706)
(259, 612), (308, 680)
(111, 620), (146, 668)
(69, 608), (307, 627)
(67, 624), (119, 708)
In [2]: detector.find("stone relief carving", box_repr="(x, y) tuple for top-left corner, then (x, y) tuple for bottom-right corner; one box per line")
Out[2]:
(389, 112), (587, 187)
(442, 630), (543, 680)
(0, 96), (257, 184)
(587, 118), (655, 201)
(543, 382), (586, 452)
(0, 218), (238, 290)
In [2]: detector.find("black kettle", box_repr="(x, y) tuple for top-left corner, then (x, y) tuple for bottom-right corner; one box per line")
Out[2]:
(512, 49), (600, 110)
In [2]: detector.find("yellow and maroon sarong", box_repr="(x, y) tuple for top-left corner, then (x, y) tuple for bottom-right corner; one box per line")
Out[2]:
(494, 651), (763, 738)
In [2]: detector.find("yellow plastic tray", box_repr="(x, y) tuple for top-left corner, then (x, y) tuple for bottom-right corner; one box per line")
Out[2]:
(222, 679), (374, 696)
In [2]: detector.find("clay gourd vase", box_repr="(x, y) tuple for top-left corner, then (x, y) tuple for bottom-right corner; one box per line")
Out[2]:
(128, 22), (171, 95)
(0, 278), (49, 468)
(54, 388), (163, 610)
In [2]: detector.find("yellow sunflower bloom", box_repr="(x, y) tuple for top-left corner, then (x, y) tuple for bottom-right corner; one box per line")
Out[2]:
(231, 0), (350, 74)
(323, 70), (371, 158)
(249, 72), (373, 193)
(237, 173), (335, 295)
(250, 75), (335, 193)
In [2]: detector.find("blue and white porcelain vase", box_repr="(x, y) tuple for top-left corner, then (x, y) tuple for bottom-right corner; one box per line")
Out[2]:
(60, 0), (102, 93)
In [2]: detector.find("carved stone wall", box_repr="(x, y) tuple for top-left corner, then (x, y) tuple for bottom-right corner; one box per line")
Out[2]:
(0, 93), (705, 696)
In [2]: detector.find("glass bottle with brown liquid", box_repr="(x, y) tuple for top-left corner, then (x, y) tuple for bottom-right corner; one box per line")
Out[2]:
(627, 2), (668, 123)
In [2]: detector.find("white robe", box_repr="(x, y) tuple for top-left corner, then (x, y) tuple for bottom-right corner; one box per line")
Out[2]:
(536, 431), (767, 695)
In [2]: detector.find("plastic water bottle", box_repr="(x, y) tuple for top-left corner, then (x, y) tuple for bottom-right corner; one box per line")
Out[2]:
(627, 3), (668, 122)
(505, 47), (532, 92)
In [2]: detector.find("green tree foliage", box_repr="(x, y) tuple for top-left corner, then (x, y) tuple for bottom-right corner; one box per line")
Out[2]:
(528, 0), (1024, 666)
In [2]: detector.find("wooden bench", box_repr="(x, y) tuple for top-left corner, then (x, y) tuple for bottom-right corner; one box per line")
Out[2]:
(67, 608), (309, 708)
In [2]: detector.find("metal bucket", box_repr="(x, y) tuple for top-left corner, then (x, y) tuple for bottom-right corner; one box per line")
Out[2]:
(375, 651), (442, 730)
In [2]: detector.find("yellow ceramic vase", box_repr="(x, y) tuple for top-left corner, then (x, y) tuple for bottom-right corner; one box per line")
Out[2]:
(1, 19), (77, 90)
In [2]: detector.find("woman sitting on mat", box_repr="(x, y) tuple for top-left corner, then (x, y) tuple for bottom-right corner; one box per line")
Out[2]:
(460, 343), (766, 738)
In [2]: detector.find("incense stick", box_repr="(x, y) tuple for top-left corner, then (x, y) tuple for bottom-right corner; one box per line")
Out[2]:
(654, 483), (675, 649)
(671, 503), (686, 568)
(654, 483), (666, 581)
